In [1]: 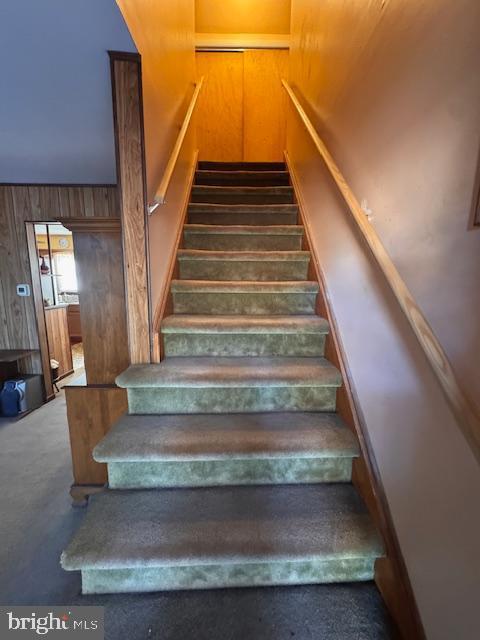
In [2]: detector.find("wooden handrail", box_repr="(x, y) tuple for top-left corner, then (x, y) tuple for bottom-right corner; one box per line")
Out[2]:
(149, 77), (204, 213)
(283, 78), (480, 464)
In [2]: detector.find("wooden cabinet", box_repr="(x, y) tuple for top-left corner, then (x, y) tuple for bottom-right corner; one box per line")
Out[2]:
(44, 305), (73, 379)
(196, 49), (289, 162)
(65, 381), (128, 500)
(67, 304), (82, 341)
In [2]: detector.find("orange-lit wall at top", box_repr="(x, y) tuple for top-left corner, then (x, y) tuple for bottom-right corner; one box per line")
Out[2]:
(194, 0), (291, 162)
(195, 0), (290, 35)
(115, 0), (197, 322)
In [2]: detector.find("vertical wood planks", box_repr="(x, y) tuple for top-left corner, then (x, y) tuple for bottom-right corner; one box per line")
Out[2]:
(243, 49), (289, 161)
(67, 224), (130, 385)
(196, 52), (244, 161)
(0, 184), (119, 379)
(44, 306), (74, 378)
(65, 385), (128, 486)
(110, 52), (151, 364)
(195, 49), (288, 162)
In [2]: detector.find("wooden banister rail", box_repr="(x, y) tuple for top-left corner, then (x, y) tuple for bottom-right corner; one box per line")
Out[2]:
(148, 77), (204, 213)
(283, 78), (480, 464)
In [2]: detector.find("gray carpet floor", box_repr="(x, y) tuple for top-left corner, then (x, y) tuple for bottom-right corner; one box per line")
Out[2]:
(0, 393), (394, 640)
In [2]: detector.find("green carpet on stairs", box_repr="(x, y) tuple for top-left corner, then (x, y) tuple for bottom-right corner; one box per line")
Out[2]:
(61, 160), (385, 598)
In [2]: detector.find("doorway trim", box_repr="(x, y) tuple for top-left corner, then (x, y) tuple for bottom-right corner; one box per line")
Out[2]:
(25, 222), (54, 400)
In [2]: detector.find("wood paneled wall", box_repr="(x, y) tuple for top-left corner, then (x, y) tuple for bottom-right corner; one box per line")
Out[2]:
(110, 53), (151, 365)
(0, 184), (118, 377)
(196, 49), (289, 162)
(64, 219), (130, 385)
(196, 52), (244, 161)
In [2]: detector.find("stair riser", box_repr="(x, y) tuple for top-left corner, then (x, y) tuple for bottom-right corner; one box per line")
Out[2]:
(178, 259), (309, 281)
(190, 193), (295, 205)
(183, 233), (303, 251)
(172, 292), (317, 315)
(198, 162), (286, 171)
(81, 557), (376, 594)
(163, 333), (326, 357)
(188, 211), (298, 225)
(107, 457), (353, 489)
(126, 386), (337, 414)
(195, 172), (290, 187)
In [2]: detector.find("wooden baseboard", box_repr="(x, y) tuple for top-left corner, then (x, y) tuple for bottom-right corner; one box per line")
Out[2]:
(151, 149), (199, 362)
(285, 151), (425, 640)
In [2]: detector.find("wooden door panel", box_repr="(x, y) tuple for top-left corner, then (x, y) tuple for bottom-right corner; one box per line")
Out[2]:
(45, 306), (73, 378)
(243, 49), (289, 161)
(196, 52), (244, 161)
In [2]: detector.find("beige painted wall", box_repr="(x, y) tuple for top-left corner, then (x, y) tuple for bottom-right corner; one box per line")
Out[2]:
(288, 1), (480, 638)
(195, 0), (290, 34)
(115, 0), (197, 317)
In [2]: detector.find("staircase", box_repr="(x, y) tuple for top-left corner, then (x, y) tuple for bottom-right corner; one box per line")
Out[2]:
(61, 161), (384, 595)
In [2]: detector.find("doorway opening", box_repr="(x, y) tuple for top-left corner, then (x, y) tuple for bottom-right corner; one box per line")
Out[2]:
(32, 222), (84, 390)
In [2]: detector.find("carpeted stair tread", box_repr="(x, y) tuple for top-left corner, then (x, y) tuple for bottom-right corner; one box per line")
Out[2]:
(161, 315), (328, 357)
(183, 224), (303, 236)
(198, 161), (286, 171)
(188, 203), (298, 214)
(171, 280), (319, 315)
(182, 224), (304, 250)
(191, 185), (294, 204)
(94, 412), (359, 462)
(177, 250), (310, 262)
(61, 484), (383, 570)
(192, 185), (293, 196)
(171, 280), (319, 293)
(116, 357), (342, 389)
(161, 314), (329, 335)
(195, 170), (290, 186)
(188, 203), (298, 226)
(177, 250), (310, 279)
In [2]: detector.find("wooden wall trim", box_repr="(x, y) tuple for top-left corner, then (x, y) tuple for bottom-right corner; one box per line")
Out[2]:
(0, 183), (116, 188)
(283, 80), (480, 466)
(195, 33), (290, 50)
(109, 51), (151, 364)
(286, 151), (426, 640)
(25, 224), (54, 400)
(62, 217), (121, 233)
(151, 150), (199, 362)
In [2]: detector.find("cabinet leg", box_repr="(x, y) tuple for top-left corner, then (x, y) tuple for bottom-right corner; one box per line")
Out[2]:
(70, 484), (106, 507)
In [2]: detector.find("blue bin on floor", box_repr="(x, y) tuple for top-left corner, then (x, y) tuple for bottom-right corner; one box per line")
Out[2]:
(0, 379), (27, 417)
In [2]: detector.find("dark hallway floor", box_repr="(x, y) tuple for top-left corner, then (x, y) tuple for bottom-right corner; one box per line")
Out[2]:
(0, 393), (394, 640)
